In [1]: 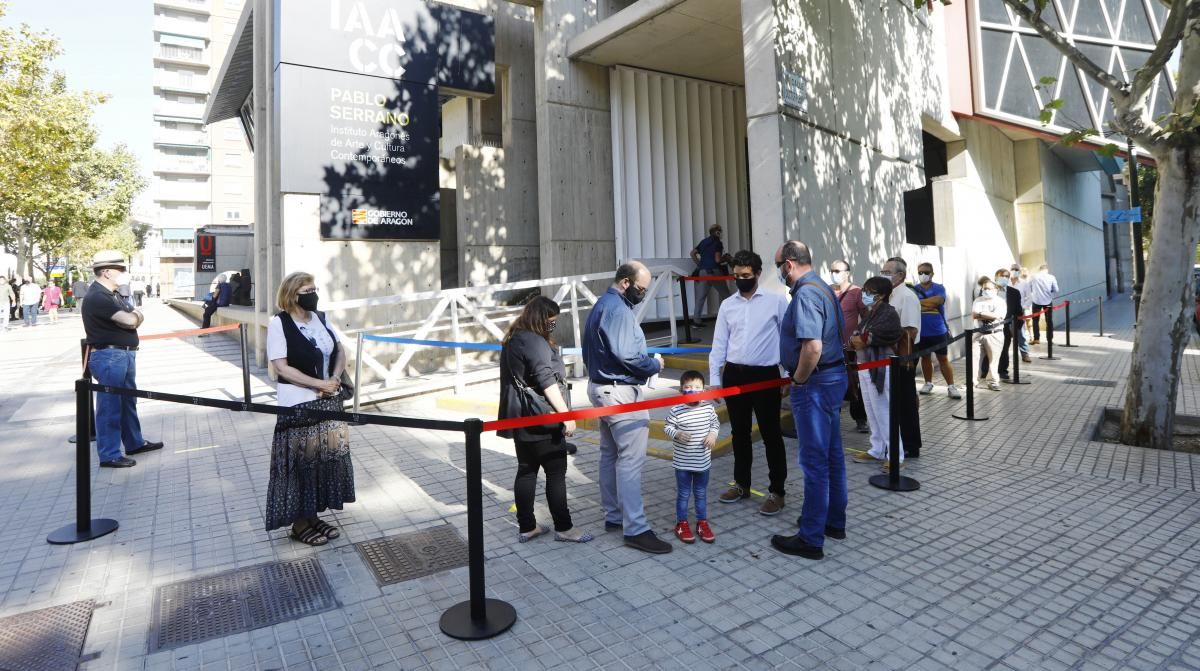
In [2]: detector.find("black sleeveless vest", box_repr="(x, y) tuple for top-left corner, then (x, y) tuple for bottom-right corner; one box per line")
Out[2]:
(277, 311), (338, 379)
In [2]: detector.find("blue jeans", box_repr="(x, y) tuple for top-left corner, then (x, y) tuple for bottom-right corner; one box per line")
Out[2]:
(675, 469), (710, 521)
(789, 366), (849, 547)
(22, 304), (37, 326)
(89, 348), (145, 462)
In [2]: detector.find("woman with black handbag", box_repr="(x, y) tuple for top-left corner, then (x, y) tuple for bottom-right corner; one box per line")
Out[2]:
(499, 296), (593, 544)
(264, 271), (355, 546)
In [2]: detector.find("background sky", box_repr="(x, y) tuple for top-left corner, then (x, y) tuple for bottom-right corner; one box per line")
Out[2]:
(6, 0), (155, 213)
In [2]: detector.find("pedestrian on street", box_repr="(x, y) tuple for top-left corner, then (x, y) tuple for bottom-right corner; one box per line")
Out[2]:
(498, 296), (593, 544)
(0, 277), (13, 332)
(200, 274), (230, 331)
(72, 276), (89, 312)
(42, 279), (62, 324)
(849, 276), (905, 469)
(264, 271), (355, 546)
(131, 277), (146, 308)
(709, 249), (790, 515)
(972, 277), (1006, 391)
(771, 240), (849, 561)
(995, 268), (1031, 379)
(829, 259), (870, 434)
(1029, 264), (1060, 345)
(913, 262), (962, 399)
(882, 257), (923, 459)
(689, 225), (731, 326)
(665, 370), (720, 544)
(19, 276), (41, 327)
(82, 251), (164, 468)
(582, 261), (670, 554)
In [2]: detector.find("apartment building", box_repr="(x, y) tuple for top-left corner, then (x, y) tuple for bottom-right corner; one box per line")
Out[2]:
(151, 0), (253, 297)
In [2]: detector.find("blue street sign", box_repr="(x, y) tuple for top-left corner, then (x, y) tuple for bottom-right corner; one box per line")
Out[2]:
(1105, 207), (1142, 224)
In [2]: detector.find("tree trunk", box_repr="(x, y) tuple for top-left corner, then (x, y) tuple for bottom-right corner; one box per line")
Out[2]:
(1121, 145), (1200, 448)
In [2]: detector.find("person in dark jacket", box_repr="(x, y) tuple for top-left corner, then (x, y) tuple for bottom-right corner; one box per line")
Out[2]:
(995, 267), (1031, 378)
(499, 296), (593, 544)
(849, 277), (904, 469)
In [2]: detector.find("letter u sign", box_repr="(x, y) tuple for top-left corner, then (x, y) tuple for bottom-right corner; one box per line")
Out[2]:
(198, 236), (214, 255)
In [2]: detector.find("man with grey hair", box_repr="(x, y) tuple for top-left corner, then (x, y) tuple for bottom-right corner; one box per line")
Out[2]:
(1029, 263), (1059, 346)
(582, 260), (670, 554)
(882, 256), (923, 459)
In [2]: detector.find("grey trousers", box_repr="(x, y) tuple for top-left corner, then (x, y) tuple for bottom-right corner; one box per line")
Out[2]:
(587, 382), (651, 536)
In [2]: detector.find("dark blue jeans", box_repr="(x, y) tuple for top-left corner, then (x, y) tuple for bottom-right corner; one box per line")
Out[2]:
(789, 366), (849, 547)
(675, 469), (710, 522)
(89, 348), (145, 463)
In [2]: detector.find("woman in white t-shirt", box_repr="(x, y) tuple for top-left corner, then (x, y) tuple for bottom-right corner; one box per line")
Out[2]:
(264, 271), (355, 546)
(972, 277), (1007, 391)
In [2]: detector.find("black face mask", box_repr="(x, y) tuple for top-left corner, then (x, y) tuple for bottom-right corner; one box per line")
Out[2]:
(297, 293), (319, 312)
(735, 277), (757, 294)
(623, 284), (646, 305)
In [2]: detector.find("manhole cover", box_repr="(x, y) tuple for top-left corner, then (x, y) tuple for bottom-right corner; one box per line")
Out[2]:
(1063, 378), (1118, 388)
(0, 599), (95, 671)
(148, 557), (337, 653)
(355, 524), (469, 586)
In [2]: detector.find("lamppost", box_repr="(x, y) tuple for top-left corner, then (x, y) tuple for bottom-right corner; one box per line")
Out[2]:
(1127, 137), (1145, 319)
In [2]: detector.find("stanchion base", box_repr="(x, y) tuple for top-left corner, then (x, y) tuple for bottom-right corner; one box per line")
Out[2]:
(439, 599), (516, 640)
(1093, 334), (1110, 338)
(1061, 344), (1079, 348)
(47, 518), (118, 545)
(951, 413), (989, 421)
(1039, 356), (1062, 361)
(868, 474), (920, 492)
(1002, 378), (1032, 385)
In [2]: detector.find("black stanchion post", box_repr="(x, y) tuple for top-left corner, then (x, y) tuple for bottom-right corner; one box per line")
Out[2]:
(869, 356), (920, 492)
(678, 276), (698, 344)
(1062, 301), (1077, 347)
(48, 379), (119, 545)
(239, 323), (252, 404)
(1095, 300), (1107, 338)
(1005, 318), (1031, 386)
(953, 328), (989, 421)
(1041, 306), (1061, 361)
(440, 418), (516, 640)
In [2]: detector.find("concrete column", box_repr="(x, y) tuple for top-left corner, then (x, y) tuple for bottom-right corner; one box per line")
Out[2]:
(251, 0), (278, 365)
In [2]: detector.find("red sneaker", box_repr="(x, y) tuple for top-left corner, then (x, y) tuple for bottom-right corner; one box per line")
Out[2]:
(674, 521), (695, 544)
(696, 520), (715, 543)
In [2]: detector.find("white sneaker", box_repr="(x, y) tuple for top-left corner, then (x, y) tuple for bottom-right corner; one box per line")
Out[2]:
(988, 382), (1002, 391)
(947, 385), (962, 399)
(919, 382), (934, 395)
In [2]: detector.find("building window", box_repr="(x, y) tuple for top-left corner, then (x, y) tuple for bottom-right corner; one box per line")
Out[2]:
(161, 44), (202, 61)
(903, 132), (948, 247)
(225, 209), (241, 221)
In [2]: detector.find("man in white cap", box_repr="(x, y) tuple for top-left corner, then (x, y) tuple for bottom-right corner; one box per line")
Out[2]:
(82, 250), (163, 468)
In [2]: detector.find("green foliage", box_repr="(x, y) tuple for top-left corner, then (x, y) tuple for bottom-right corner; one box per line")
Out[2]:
(0, 0), (144, 275)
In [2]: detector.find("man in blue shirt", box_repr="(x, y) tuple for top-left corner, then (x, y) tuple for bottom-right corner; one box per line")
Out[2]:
(770, 241), (849, 560)
(912, 262), (961, 399)
(689, 225), (731, 326)
(582, 261), (670, 554)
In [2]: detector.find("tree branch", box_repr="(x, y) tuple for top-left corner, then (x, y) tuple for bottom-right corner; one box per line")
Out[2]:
(1000, 0), (1128, 99)
(1129, 0), (1194, 103)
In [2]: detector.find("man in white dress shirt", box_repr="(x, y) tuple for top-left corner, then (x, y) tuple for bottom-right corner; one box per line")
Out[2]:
(883, 256), (923, 459)
(711, 250), (791, 515)
(1029, 264), (1060, 345)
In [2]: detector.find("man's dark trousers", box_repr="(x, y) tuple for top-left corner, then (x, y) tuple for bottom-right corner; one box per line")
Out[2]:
(724, 363), (787, 495)
(893, 362), (922, 458)
(1033, 303), (1053, 342)
(201, 301), (218, 329)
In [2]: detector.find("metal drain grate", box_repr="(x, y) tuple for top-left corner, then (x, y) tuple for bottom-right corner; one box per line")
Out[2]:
(148, 557), (338, 653)
(355, 524), (470, 586)
(1063, 378), (1119, 388)
(0, 599), (95, 671)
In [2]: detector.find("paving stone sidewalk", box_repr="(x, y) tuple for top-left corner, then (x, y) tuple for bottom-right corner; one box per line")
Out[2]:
(0, 297), (1198, 670)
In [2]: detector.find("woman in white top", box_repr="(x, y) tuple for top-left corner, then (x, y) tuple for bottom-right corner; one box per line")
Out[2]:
(972, 277), (1007, 391)
(264, 271), (355, 546)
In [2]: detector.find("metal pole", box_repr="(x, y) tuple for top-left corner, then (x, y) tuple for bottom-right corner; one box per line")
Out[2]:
(667, 272), (678, 348)
(679, 276), (697, 344)
(570, 283), (584, 378)
(451, 299), (464, 395)
(1095, 300), (1107, 337)
(439, 419), (517, 639)
(1005, 318), (1031, 386)
(954, 329), (988, 421)
(354, 331), (364, 414)
(239, 324), (252, 404)
(1041, 306), (1061, 361)
(1062, 300), (1077, 347)
(868, 357), (920, 492)
(1128, 137), (1145, 319)
(48, 379), (119, 544)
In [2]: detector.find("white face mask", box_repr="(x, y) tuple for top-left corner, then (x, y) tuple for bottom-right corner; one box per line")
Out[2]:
(777, 264), (790, 287)
(982, 289), (996, 298)
(997, 277), (1009, 287)
(831, 271), (846, 284)
(918, 274), (932, 284)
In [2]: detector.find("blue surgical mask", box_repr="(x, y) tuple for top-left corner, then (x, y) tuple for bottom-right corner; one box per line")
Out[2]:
(863, 294), (876, 307)
(682, 389), (702, 395)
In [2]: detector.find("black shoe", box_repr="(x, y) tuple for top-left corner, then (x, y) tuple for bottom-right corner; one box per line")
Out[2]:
(781, 422), (797, 439)
(1000, 373), (1010, 380)
(855, 421), (869, 434)
(905, 450), (920, 459)
(127, 440), (163, 455)
(605, 521), (623, 532)
(564, 442), (578, 456)
(100, 457), (136, 468)
(624, 530), (672, 554)
(794, 516), (847, 540)
(770, 533), (823, 559)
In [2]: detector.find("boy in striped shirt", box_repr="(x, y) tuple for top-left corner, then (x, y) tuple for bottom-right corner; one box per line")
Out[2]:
(664, 370), (721, 543)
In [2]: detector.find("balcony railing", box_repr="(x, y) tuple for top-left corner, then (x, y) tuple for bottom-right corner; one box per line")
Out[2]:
(154, 73), (208, 93)
(154, 44), (209, 67)
(154, 129), (208, 146)
(158, 243), (196, 258)
(154, 157), (210, 174)
(154, 15), (208, 39)
(154, 182), (210, 202)
(154, 101), (206, 120)
(154, 0), (210, 15)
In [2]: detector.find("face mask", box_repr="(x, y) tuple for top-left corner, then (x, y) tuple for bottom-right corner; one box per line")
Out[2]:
(623, 284), (646, 305)
(982, 289), (996, 298)
(997, 277), (1009, 287)
(297, 292), (319, 311)
(735, 277), (757, 294)
(918, 274), (932, 284)
(777, 264), (790, 287)
(863, 294), (876, 307)
(831, 271), (846, 285)
(683, 388), (702, 405)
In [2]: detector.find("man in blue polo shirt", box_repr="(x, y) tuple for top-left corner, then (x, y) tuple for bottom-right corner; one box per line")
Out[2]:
(689, 225), (731, 326)
(913, 262), (961, 399)
(770, 241), (849, 560)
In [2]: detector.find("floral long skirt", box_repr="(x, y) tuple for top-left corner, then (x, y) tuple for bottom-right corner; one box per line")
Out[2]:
(264, 396), (356, 531)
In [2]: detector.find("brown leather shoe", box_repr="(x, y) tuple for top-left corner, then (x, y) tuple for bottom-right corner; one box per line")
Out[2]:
(718, 485), (749, 503)
(759, 493), (785, 516)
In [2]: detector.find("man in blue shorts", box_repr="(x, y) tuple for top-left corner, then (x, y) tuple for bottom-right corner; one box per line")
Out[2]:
(913, 262), (961, 399)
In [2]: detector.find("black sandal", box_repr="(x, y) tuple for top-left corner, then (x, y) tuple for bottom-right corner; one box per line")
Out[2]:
(289, 526), (328, 546)
(312, 520), (340, 540)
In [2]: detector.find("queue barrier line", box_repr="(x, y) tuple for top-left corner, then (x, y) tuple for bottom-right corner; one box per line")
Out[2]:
(362, 333), (712, 356)
(140, 323), (241, 341)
